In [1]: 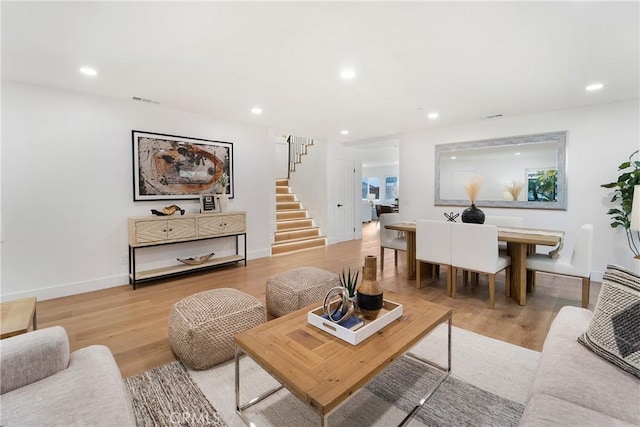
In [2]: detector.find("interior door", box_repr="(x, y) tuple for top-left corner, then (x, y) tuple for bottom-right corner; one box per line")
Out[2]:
(334, 158), (355, 243)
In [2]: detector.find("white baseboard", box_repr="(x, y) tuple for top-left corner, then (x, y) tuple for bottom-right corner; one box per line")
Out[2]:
(2, 274), (130, 302)
(1, 249), (272, 302)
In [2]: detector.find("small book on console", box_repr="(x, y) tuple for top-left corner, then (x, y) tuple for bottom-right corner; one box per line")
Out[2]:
(321, 312), (365, 331)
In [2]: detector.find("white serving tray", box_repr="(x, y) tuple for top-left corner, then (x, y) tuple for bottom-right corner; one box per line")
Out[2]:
(307, 299), (403, 345)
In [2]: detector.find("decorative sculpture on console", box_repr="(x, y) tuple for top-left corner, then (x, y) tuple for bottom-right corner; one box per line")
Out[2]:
(151, 205), (185, 216)
(444, 212), (459, 222)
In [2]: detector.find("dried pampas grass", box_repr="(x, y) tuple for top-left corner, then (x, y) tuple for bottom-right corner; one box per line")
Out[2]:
(505, 181), (525, 201)
(464, 176), (484, 203)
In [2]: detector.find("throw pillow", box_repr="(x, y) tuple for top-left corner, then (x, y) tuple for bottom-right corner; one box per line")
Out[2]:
(578, 264), (640, 378)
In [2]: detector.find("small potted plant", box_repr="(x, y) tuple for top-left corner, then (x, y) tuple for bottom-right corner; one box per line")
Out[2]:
(217, 172), (229, 211)
(340, 267), (360, 300)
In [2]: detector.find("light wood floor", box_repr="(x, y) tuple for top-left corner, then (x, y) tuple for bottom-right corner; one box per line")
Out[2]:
(37, 222), (599, 378)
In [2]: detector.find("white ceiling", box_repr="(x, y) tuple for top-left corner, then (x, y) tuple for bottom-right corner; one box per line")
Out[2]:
(2, 1), (639, 146)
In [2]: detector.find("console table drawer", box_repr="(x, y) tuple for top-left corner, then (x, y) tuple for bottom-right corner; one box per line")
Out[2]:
(132, 218), (196, 244)
(199, 214), (246, 236)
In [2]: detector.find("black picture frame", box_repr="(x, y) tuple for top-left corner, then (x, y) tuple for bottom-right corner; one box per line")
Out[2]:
(132, 130), (234, 201)
(200, 194), (218, 213)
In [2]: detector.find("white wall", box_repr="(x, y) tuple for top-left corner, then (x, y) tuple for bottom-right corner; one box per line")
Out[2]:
(1, 81), (274, 300)
(398, 100), (640, 279)
(288, 139), (329, 240)
(274, 135), (289, 179)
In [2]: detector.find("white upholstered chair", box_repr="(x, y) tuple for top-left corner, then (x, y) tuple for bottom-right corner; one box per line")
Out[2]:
(526, 224), (593, 308)
(379, 213), (407, 270)
(451, 223), (511, 309)
(416, 220), (452, 293)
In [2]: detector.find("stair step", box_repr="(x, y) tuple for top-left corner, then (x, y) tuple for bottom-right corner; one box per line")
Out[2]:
(274, 227), (320, 242)
(277, 219), (313, 231)
(276, 194), (296, 202)
(277, 201), (302, 210)
(276, 186), (290, 194)
(271, 236), (327, 256)
(276, 179), (289, 187)
(277, 210), (307, 220)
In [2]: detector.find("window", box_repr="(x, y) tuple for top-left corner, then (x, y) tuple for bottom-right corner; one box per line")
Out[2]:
(385, 176), (398, 200)
(362, 177), (380, 199)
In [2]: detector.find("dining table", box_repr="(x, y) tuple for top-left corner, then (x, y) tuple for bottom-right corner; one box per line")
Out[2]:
(384, 222), (563, 305)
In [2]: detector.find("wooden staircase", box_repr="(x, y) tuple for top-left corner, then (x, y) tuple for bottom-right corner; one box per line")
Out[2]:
(272, 178), (326, 256)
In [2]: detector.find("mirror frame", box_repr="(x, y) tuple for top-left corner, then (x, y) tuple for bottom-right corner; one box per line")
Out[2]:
(434, 131), (567, 210)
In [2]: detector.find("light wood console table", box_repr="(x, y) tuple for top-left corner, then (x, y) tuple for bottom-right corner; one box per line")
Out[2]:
(128, 211), (246, 289)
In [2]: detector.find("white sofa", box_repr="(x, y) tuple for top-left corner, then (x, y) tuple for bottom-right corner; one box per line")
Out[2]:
(519, 306), (640, 426)
(0, 326), (136, 426)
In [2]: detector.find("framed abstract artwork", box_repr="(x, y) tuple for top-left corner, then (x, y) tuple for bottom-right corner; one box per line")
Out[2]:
(132, 131), (234, 201)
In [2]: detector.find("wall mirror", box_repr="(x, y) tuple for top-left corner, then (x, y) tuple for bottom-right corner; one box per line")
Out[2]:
(435, 131), (567, 210)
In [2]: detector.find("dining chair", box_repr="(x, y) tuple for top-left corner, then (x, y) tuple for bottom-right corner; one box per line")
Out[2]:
(379, 213), (407, 270)
(526, 224), (593, 308)
(416, 220), (452, 294)
(451, 223), (511, 309)
(375, 205), (394, 224)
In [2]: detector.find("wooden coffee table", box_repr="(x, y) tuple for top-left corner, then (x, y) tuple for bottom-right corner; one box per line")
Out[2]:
(1, 297), (37, 339)
(234, 291), (452, 426)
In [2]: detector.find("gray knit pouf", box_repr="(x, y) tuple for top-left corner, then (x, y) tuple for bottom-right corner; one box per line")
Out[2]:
(168, 288), (265, 370)
(266, 267), (340, 317)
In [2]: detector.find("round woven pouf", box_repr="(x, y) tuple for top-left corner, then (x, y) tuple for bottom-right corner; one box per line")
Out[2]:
(266, 267), (340, 317)
(168, 288), (265, 370)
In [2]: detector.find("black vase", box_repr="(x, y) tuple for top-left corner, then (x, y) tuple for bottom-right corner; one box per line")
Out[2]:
(461, 203), (485, 224)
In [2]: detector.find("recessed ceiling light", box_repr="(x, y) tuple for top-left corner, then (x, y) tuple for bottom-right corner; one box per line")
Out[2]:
(450, 156), (456, 160)
(79, 67), (97, 76)
(427, 112), (439, 120)
(341, 130), (349, 135)
(251, 107), (262, 115)
(585, 83), (604, 91)
(340, 68), (356, 80)
(514, 152), (521, 156)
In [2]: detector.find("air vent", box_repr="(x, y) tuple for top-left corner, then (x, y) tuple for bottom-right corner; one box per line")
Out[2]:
(131, 96), (159, 104)
(482, 114), (504, 119)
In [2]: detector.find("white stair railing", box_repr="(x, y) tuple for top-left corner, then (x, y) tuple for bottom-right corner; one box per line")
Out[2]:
(287, 135), (314, 177)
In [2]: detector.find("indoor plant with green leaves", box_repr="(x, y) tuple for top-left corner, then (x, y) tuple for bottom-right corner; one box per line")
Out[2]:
(340, 267), (360, 299)
(601, 149), (640, 257)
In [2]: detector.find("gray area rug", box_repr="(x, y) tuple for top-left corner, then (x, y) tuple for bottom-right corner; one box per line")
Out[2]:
(125, 361), (227, 427)
(191, 323), (539, 426)
(125, 325), (537, 427)
(367, 356), (523, 426)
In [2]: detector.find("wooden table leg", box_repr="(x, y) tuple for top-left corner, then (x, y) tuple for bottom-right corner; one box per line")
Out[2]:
(406, 231), (416, 280)
(507, 242), (527, 305)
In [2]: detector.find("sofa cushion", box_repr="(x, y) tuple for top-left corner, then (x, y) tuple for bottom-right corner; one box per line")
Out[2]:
(0, 326), (69, 394)
(530, 306), (640, 425)
(519, 393), (635, 427)
(578, 264), (640, 378)
(0, 345), (135, 426)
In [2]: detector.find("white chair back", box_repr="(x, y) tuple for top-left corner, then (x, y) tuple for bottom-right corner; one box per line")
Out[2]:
(379, 213), (405, 249)
(570, 224), (594, 275)
(451, 223), (500, 273)
(416, 220), (451, 265)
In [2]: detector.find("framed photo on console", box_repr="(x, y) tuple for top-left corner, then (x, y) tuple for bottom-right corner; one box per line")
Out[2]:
(132, 130), (234, 201)
(200, 194), (218, 213)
